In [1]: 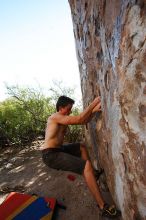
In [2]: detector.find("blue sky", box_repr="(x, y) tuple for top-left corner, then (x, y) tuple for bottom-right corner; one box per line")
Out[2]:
(0, 0), (81, 101)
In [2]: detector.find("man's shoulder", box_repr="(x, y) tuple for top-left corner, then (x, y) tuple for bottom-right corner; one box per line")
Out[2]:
(47, 115), (58, 128)
(49, 112), (64, 122)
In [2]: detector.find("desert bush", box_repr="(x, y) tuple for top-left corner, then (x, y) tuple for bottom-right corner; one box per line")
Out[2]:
(0, 83), (82, 147)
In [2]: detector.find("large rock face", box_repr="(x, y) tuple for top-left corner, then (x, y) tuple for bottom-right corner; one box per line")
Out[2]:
(69, 0), (146, 219)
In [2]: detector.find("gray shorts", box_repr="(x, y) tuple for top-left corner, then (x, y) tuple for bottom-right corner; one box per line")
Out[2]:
(42, 143), (86, 175)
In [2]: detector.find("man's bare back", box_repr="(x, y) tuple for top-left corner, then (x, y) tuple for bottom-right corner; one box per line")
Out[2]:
(42, 112), (68, 149)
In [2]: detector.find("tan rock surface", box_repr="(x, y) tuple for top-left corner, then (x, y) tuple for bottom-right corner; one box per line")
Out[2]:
(69, 0), (146, 219)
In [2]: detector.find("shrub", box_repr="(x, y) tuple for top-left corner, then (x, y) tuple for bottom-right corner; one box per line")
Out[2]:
(0, 84), (82, 147)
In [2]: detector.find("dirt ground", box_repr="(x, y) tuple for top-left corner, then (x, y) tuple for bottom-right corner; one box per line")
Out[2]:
(0, 141), (121, 220)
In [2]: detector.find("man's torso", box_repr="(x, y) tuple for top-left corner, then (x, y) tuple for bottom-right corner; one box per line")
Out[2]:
(41, 113), (67, 150)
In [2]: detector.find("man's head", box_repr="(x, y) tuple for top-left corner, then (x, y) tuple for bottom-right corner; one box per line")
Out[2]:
(56, 96), (75, 115)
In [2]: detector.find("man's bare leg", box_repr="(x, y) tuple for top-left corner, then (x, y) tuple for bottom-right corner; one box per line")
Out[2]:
(80, 144), (104, 209)
(80, 143), (90, 160)
(80, 144), (121, 218)
(83, 160), (104, 209)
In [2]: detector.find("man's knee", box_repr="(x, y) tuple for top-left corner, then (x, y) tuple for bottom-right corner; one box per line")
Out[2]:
(80, 143), (87, 151)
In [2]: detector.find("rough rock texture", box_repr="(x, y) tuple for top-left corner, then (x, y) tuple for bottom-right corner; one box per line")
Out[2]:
(68, 0), (146, 219)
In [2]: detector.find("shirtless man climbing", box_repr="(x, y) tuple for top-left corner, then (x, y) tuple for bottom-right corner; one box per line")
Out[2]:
(41, 95), (121, 218)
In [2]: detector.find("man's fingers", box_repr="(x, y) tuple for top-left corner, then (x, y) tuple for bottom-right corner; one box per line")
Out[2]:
(93, 97), (101, 105)
(92, 102), (102, 113)
(97, 103), (101, 111)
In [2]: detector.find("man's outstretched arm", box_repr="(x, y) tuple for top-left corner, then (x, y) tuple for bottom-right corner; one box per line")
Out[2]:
(54, 97), (101, 125)
(83, 101), (101, 124)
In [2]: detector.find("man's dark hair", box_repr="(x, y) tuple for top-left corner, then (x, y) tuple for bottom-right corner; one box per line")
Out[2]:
(56, 96), (75, 112)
